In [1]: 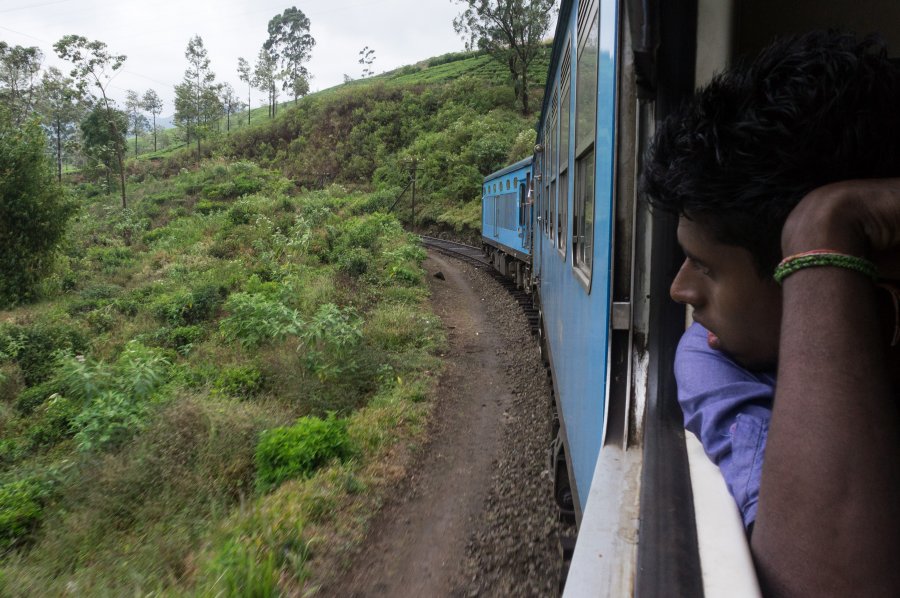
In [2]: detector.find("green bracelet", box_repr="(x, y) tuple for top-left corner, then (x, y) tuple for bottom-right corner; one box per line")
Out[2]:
(774, 251), (878, 284)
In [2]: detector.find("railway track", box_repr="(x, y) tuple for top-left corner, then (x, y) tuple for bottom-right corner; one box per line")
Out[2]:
(420, 235), (540, 334)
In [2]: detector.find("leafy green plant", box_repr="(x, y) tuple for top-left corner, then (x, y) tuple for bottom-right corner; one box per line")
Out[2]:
(255, 414), (354, 492)
(220, 293), (302, 349)
(298, 303), (363, 382)
(0, 478), (47, 551)
(212, 365), (264, 398)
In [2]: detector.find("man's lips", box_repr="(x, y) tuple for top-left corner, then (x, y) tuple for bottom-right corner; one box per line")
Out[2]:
(707, 329), (722, 350)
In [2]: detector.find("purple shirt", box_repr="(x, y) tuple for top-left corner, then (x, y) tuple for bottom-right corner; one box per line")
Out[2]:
(675, 323), (776, 528)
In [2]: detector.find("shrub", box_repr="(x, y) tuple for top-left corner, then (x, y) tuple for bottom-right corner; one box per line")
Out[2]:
(298, 303), (363, 382)
(26, 394), (79, 448)
(255, 414), (354, 492)
(219, 293), (302, 349)
(151, 283), (225, 326)
(203, 539), (280, 597)
(336, 247), (371, 277)
(212, 365), (264, 398)
(15, 320), (87, 386)
(0, 478), (46, 551)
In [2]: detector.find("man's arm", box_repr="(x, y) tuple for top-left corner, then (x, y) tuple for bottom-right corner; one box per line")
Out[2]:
(752, 180), (900, 597)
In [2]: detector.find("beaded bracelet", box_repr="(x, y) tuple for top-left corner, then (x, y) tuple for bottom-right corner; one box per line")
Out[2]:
(774, 249), (879, 284)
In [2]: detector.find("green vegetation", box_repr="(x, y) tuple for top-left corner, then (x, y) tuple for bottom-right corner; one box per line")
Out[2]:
(0, 158), (444, 595)
(0, 110), (74, 308)
(0, 43), (550, 595)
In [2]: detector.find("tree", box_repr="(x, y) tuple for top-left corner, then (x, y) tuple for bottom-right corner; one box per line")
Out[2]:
(253, 47), (278, 118)
(125, 89), (148, 156)
(453, 0), (556, 114)
(0, 107), (73, 307)
(141, 88), (163, 152)
(359, 46), (376, 78)
(219, 82), (243, 132)
(237, 57), (253, 125)
(0, 42), (43, 125)
(81, 104), (127, 193)
(264, 7), (315, 103)
(54, 35), (128, 207)
(38, 66), (85, 183)
(174, 35), (220, 163)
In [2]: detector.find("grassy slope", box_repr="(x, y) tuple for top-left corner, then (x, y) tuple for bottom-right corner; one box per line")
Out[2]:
(0, 47), (550, 595)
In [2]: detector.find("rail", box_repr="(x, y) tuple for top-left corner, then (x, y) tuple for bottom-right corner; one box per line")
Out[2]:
(419, 235), (539, 334)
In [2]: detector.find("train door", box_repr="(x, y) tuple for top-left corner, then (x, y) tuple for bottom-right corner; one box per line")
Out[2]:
(493, 189), (499, 238)
(520, 180), (531, 249)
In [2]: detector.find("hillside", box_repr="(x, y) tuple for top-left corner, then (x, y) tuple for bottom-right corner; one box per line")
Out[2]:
(0, 46), (551, 595)
(143, 46), (551, 240)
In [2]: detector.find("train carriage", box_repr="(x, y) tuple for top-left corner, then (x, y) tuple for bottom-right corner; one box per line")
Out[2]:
(481, 157), (533, 287)
(482, 0), (900, 595)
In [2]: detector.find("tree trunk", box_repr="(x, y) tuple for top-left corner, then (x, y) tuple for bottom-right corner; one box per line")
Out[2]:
(153, 114), (157, 152)
(248, 85), (251, 125)
(56, 116), (62, 184)
(520, 67), (530, 115)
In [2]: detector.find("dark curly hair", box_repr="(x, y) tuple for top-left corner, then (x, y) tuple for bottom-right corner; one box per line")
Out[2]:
(642, 30), (900, 275)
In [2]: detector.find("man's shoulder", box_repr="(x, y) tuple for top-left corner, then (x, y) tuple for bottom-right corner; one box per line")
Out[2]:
(675, 323), (775, 393)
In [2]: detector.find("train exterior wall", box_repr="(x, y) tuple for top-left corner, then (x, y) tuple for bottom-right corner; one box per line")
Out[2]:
(481, 157), (533, 260)
(534, 0), (618, 515)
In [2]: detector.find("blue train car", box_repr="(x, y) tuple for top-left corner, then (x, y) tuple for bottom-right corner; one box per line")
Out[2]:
(521, 0), (900, 596)
(481, 157), (533, 286)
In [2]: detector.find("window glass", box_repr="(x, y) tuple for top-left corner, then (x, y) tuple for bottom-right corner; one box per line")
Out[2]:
(573, 1), (598, 279)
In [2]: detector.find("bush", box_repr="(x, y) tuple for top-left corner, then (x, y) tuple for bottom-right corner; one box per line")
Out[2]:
(255, 414), (354, 492)
(298, 303), (363, 382)
(0, 478), (46, 551)
(26, 394), (79, 448)
(219, 293), (301, 349)
(212, 365), (264, 398)
(151, 283), (226, 326)
(14, 320), (88, 387)
(0, 112), (74, 307)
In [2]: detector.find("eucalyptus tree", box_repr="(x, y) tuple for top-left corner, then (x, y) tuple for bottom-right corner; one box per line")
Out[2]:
(0, 42), (44, 125)
(264, 6), (315, 103)
(80, 103), (127, 195)
(125, 89), (148, 156)
(253, 47), (278, 118)
(219, 82), (243, 131)
(174, 35), (220, 162)
(453, 0), (556, 114)
(38, 66), (85, 182)
(141, 88), (164, 151)
(54, 35), (128, 206)
(237, 57), (253, 124)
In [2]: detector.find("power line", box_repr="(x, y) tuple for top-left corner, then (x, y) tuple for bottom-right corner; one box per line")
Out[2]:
(0, 0), (74, 14)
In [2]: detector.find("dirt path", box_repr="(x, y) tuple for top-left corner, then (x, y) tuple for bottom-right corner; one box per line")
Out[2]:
(328, 252), (514, 597)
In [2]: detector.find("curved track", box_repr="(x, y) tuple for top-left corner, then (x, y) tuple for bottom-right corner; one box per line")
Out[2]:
(420, 235), (539, 334)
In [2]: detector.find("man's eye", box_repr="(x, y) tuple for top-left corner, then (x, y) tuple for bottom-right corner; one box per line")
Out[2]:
(689, 258), (711, 276)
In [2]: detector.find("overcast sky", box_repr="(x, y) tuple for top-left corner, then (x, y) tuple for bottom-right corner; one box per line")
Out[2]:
(0, 0), (467, 114)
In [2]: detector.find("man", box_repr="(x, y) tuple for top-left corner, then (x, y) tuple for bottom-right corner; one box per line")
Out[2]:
(642, 31), (900, 596)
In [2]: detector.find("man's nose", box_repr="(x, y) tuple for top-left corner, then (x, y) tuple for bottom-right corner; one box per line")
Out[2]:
(670, 260), (700, 306)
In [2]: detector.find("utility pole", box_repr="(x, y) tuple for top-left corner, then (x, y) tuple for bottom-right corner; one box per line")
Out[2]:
(408, 157), (418, 230)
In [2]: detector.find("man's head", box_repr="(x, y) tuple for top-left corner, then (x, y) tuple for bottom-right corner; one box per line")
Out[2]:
(644, 30), (900, 276)
(643, 31), (900, 368)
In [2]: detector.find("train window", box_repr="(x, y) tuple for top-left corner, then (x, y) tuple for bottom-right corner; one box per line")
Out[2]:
(513, 177), (518, 188)
(544, 122), (550, 237)
(550, 91), (559, 246)
(573, 0), (599, 280)
(558, 40), (571, 258)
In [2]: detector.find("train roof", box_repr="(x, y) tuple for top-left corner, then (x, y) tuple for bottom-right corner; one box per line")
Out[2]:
(537, 0), (576, 137)
(483, 155), (533, 183)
